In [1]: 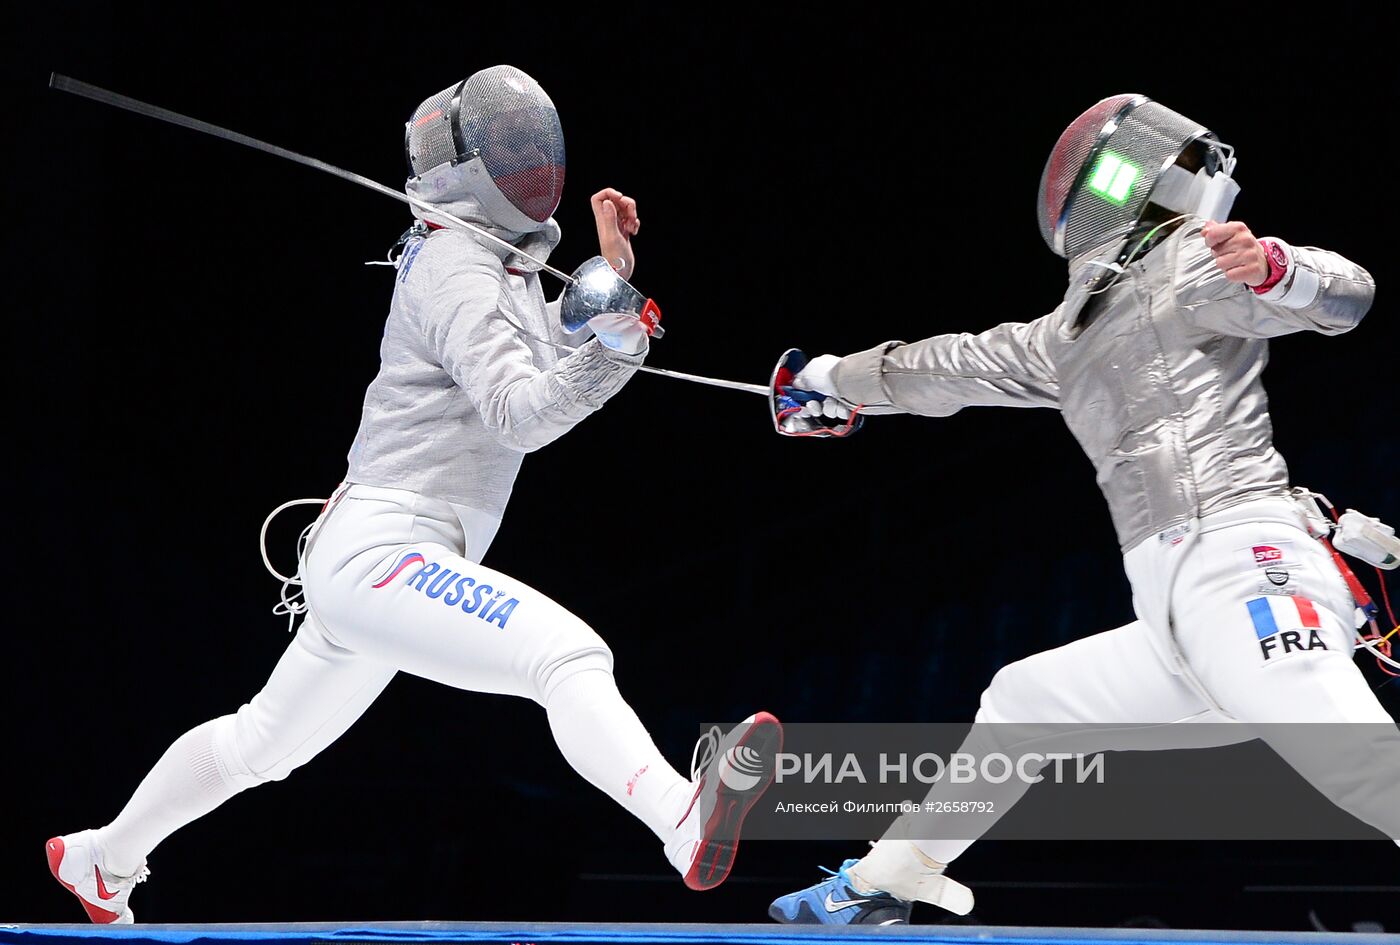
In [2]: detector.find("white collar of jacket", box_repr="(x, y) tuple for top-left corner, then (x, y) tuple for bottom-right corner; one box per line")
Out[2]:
(404, 177), (562, 273)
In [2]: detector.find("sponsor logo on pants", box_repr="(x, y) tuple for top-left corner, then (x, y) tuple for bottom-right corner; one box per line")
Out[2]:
(1242, 541), (1301, 575)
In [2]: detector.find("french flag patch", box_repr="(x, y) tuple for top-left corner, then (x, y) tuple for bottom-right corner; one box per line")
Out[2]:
(1246, 596), (1328, 661)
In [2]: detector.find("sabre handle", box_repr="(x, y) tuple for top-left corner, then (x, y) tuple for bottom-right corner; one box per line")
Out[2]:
(640, 298), (663, 339)
(769, 348), (864, 438)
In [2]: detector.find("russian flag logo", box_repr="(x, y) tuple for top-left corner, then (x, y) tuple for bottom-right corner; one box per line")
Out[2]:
(371, 551), (427, 589)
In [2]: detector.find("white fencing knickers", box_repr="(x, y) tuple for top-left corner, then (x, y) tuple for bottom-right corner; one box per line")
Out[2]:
(855, 496), (1400, 894)
(299, 484), (616, 702)
(93, 484), (691, 876)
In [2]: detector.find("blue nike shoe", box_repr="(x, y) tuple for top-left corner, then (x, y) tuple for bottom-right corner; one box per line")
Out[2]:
(768, 858), (913, 925)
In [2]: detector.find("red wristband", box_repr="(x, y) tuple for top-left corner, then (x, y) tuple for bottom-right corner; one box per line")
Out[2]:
(1251, 239), (1289, 295)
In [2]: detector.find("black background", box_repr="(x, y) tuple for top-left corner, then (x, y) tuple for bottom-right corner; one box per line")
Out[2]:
(7, 2), (1398, 933)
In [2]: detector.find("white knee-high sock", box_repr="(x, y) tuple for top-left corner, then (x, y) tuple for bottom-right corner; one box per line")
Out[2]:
(97, 717), (256, 876)
(544, 668), (691, 841)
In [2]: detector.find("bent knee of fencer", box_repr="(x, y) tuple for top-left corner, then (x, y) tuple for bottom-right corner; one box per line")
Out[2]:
(218, 703), (310, 785)
(534, 633), (615, 706)
(973, 662), (1094, 757)
(207, 715), (274, 790)
(1323, 783), (1400, 841)
(1331, 786), (1400, 842)
(976, 660), (1040, 725)
(1277, 729), (1400, 841)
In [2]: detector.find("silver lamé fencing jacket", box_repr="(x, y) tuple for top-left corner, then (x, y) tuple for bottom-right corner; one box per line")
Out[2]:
(830, 220), (1375, 553)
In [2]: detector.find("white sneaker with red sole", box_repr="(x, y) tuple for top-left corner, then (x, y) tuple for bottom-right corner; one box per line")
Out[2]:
(46, 831), (149, 924)
(666, 711), (783, 891)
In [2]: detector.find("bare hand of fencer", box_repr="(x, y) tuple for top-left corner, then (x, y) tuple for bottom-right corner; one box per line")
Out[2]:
(1202, 221), (1269, 287)
(591, 188), (640, 281)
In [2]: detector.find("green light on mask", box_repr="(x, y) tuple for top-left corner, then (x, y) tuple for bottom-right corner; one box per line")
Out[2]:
(1087, 152), (1140, 205)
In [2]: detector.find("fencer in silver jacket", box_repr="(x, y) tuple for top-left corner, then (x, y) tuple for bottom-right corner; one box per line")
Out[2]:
(345, 183), (645, 552)
(770, 225), (1384, 921)
(767, 95), (1389, 928)
(827, 219), (1375, 554)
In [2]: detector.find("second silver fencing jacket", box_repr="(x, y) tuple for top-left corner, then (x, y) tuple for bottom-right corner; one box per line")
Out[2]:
(830, 220), (1375, 553)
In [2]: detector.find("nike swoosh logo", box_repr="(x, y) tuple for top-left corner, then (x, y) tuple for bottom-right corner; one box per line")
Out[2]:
(825, 890), (869, 912)
(95, 866), (118, 900)
(674, 779), (705, 829)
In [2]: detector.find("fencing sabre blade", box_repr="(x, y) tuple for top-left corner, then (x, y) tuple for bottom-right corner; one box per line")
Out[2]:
(48, 73), (768, 400)
(48, 73), (576, 283)
(638, 365), (766, 396)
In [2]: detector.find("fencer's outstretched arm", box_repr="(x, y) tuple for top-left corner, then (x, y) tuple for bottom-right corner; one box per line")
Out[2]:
(825, 316), (1061, 416)
(1176, 220), (1375, 337)
(417, 233), (645, 453)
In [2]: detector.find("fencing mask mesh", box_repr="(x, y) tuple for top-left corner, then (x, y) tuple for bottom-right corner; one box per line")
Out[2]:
(405, 66), (565, 232)
(1038, 94), (1223, 260)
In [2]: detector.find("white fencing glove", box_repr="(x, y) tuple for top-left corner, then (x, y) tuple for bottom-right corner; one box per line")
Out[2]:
(798, 397), (853, 421)
(771, 347), (865, 438)
(789, 354), (852, 420)
(790, 354), (841, 396)
(587, 312), (649, 356)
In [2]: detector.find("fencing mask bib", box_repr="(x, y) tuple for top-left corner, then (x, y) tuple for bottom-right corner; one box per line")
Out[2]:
(405, 66), (565, 234)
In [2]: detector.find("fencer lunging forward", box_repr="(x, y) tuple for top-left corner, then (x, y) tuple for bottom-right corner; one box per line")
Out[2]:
(47, 66), (781, 924)
(768, 94), (1395, 926)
